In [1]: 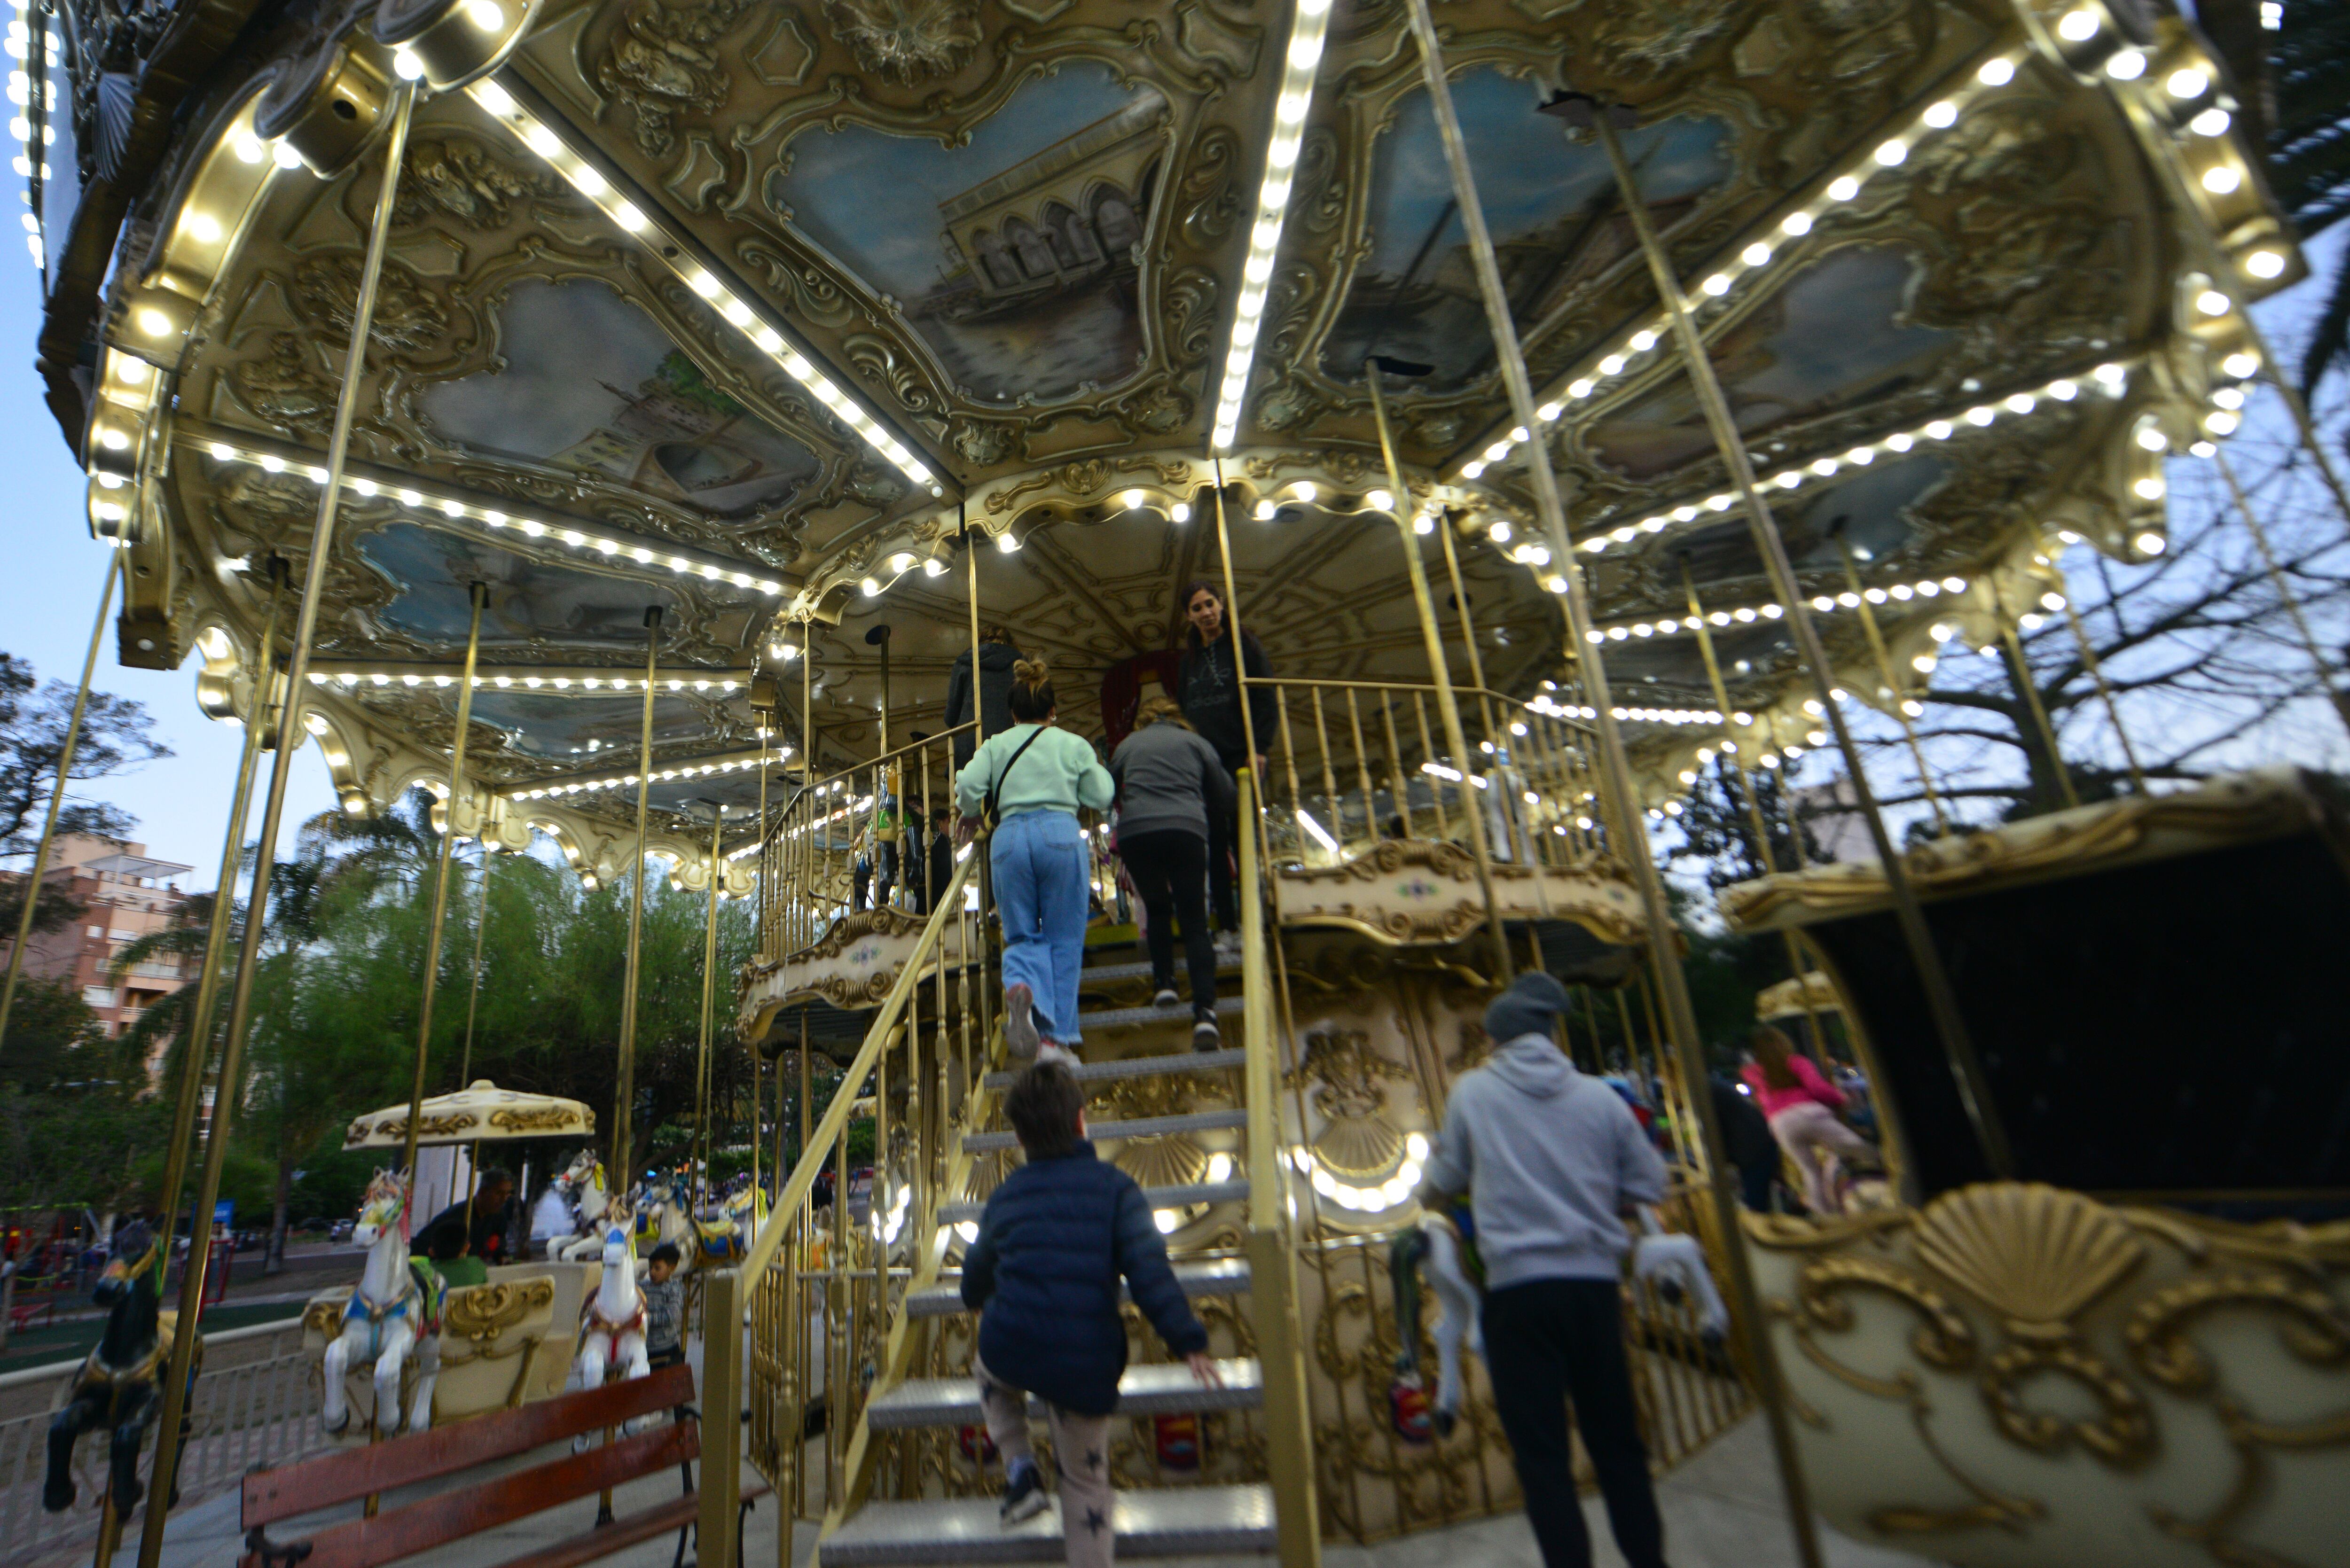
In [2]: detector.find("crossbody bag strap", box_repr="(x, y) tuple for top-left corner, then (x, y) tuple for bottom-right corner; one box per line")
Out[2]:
(982, 726), (1050, 831)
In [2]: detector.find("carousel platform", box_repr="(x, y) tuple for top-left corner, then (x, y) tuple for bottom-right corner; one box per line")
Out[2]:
(101, 1337), (1934, 1568)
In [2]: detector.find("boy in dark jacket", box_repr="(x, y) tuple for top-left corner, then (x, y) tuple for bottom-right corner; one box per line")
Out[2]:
(961, 1063), (1221, 1561)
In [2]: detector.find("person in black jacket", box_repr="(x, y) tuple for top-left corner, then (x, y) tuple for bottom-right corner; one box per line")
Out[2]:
(961, 1063), (1220, 1556)
(946, 624), (1024, 770)
(1710, 1072), (1781, 1212)
(1173, 582), (1274, 934)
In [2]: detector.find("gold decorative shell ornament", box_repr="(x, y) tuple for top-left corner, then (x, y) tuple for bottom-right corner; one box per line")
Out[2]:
(1913, 1183), (2145, 1333)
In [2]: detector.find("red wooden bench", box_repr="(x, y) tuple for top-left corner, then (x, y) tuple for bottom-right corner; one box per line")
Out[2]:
(238, 1362), (764, 1568)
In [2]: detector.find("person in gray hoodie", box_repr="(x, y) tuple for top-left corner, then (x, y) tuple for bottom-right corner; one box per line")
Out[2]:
(1423, 970), (1671, 1568)
(1110, 696), (1236, 1047)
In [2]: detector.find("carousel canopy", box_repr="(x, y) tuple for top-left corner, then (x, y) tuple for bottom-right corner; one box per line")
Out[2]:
(343, 1078), (595, 1148)
(45, 0), (2301, 864)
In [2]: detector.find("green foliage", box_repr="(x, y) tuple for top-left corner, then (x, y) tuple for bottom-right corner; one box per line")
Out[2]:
(8, 788), (760, 1255)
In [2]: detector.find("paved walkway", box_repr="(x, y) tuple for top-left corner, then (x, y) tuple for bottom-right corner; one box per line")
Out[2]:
(103, 1411), (1935, 1568)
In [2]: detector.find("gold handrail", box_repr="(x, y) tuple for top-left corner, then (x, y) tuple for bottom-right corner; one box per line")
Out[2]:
(741, 846), (977, 1285)
(696, 841), (980, 1568)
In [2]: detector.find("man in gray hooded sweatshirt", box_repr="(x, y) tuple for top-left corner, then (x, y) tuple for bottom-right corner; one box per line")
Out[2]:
(1423, 970), (1670, 1568)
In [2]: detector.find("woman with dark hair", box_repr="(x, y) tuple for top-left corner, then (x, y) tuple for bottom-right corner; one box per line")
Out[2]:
(1110, 695), (1234, 1048)
(1174, 581), (1275, 934)
(1740, 1025), (1878, 1216)
(956, 658), (1115, 1065)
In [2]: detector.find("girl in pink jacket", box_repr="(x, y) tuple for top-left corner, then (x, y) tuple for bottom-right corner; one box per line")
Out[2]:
(1740, 1026), (1878, 1215)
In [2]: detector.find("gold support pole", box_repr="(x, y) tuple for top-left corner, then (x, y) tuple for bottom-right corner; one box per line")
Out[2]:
(1986, 580), (2078, 811)
(1364, 364), (1513, 982)
(1235, 771), (1322, 1568)
(1678, 563), (1841, 1073)
(402, 582), (488, 1187)
(457, 849), (493, 1084)
(1393, 20), (1825, 1561)
(153, 572), (283, 1303)
(694, 805), (725, 1216)
(1831, 538), (1950, 834)
(1580, 100), (2010, 1176)
(1206, 457), (1262, 773)
(2025, 525), (2147, 793)
(138, 82), (419, 1568)
(613, 608), (662, 1182)
(0, 552), (121, 1051)
(2213, 446), (2350, 738)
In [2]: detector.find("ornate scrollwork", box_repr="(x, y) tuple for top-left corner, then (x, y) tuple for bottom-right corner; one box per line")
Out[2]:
(821, 0), (982, 86)
(598, 0), (757, 156)
(230, 335), (337, 437)
(1175, 126), (1242, 251)
(487, 1105), (591, 1135)
(292, 255), (448, 355)
(396, 138), (572, 231)
(442, 1278), (558, 1345)
(1285, 1026), (1416, 1178)
(1747, 1184), (2350, 1562)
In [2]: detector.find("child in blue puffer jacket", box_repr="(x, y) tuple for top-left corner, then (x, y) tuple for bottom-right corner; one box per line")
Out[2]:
(960, 1061), (1222, 1563)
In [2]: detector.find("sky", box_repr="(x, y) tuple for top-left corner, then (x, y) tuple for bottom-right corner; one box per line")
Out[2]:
(0, 265), (340, 889)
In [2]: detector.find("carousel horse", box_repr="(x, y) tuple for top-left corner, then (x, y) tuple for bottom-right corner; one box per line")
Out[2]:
(321, 1170), (445, 1437)
(1391, 1198), (1724, 1437)
(1388, 1199), (1483, 1439)
(566, 1203), (651, 1447)
(536, 1151), (619, 1263)
(640, 1177), (755, 1272)
(43, 1220), (184, 1515)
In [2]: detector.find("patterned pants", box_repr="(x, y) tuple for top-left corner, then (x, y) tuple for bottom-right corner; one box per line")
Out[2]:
(973, 1352), (1116, 1568)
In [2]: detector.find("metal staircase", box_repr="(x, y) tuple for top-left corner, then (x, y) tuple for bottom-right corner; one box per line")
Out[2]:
(705, 775), (1320, 1568)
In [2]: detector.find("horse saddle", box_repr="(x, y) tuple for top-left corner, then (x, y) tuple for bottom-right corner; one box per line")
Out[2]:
(691, 1219), (743, 1261)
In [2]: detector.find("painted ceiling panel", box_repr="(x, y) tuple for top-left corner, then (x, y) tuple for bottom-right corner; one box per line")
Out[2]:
(770, 67), (1167, 405)
(418, 279), (823, 521)
(1625, 454), (1950, 587)
(354, 522), (690, 653)
(436, 689), (717, 761)
(1321, 71), (1731, 391)
(1588, 246), (1953, 481)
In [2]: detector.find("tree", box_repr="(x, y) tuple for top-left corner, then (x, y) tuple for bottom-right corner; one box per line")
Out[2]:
(1670, 757), (1831, 889)
(1805, 422), (2350, 829)
(0, 649), (169, 936)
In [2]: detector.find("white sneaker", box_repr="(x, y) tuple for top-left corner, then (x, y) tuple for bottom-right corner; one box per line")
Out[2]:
(1004, 983), (1039, 1058)
(1151, 987), (1179, 1009)
(1037, 1041), (1081, 1069)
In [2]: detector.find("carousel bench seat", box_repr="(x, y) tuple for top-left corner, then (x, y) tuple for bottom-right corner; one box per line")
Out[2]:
(237, 1362), (765, 1568)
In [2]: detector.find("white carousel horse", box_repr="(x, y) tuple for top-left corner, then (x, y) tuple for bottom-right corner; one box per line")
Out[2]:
(1393, 1201), (1723, 1435)
(1390, 1202), (1484, 1437)
(565, 1204), (651, 1446)
(322, 1170), (444, 1437)
(640, 1177), (758, 1272)
(536, 1152), (618, 1263)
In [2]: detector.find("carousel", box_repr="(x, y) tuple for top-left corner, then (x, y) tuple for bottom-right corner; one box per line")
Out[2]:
(7, 0), (2344, 1563)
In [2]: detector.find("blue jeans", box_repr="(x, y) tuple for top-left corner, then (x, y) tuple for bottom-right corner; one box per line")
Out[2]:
(992, 809), (1090, 1045)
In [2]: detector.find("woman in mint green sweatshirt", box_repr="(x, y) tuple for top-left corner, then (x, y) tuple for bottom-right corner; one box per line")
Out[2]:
(955, 659), (1114, 1062)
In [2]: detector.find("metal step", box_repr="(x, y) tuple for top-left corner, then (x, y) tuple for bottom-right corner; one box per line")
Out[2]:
(983, 1047), (1248, 1092)
(818, 1482), (1277, 1565)
(866, 1357), (1262, 1430)
(1080, 993), (1244, 1032)
(961, 1109), (1249, 1154)
(936, 1178), (1249, 1229)
(1079, 956), (1240, 989)
(905, 1257), (1251, 1319)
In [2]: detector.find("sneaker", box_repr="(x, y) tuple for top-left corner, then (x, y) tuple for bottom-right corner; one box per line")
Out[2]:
(1192, 1008), (1221, 1050)
(1037, 1040), (1081, 1068)
(1000, 1458), (1050, 1526)
(1151, 987), (1179, 1009)
(1004, 983), (1039, 1058)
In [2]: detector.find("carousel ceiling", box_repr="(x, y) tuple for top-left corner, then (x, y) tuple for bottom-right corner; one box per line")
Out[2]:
(56, 0), (2300, 874)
